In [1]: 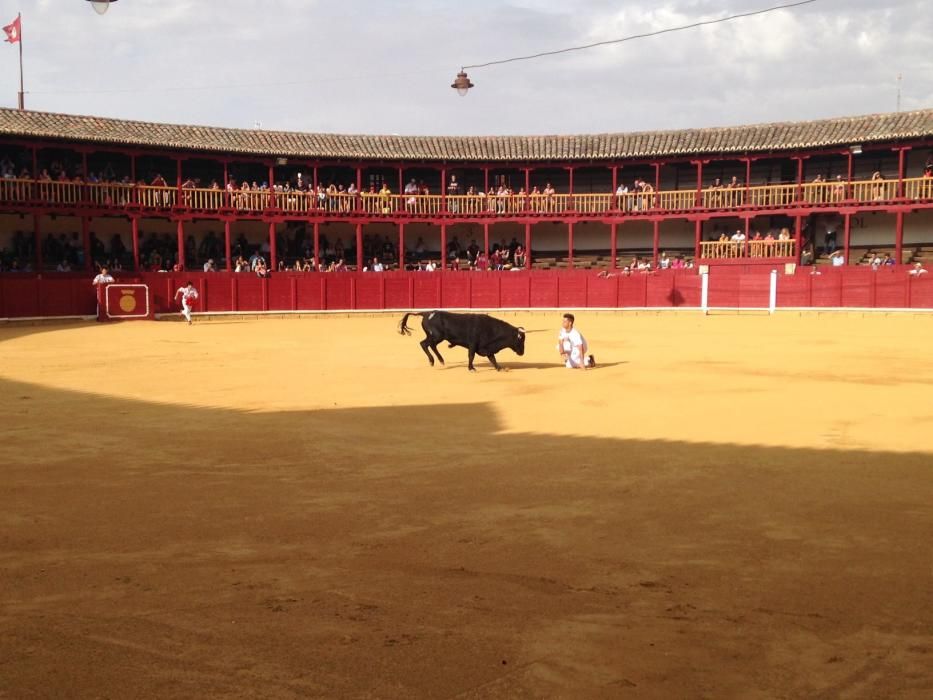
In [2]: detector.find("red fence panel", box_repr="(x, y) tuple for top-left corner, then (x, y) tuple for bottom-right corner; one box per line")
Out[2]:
(354, 275), (384, 310)
(236, 276), (264, 311)
(839, 273), (871, 307)
(557, 274), (586, 308)
(910, 276), (933, 308)
(587, 276), (617, 307)
(500, 274), (531, 307)
(529, 275), (558, 307)
(267, 275), (293, 311)
(707, 273), (741, 308)
(618, 275), (647, 307)
(441, 273), (471, 308)
(738, 273), (771, 308)
(776, 275), (809, 307)
(412, 275), (441, 309)
(875, 273), (908, 308)
(325, 275), (353, 310)
(674, 274), (702, 307)
(1, 276), (40, 317)
(646, 275), (676, 307)
(471, 274), (501, 308)
(205, 276), (234, 312)
(296, 275), (325, 310)
(384, 275), (411, 309)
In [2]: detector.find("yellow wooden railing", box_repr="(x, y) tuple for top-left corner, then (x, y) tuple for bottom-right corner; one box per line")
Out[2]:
(700, 239), (796, 259)
(2, 177), (931, 215)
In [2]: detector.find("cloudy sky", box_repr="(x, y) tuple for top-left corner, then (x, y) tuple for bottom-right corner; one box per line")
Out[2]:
(0, 0), (930, 136)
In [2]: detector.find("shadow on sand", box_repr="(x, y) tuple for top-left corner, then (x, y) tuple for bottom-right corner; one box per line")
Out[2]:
(1, 375), (930, 699)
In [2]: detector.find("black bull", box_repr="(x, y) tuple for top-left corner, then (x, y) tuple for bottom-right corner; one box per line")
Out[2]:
(399, 311), (526, 371)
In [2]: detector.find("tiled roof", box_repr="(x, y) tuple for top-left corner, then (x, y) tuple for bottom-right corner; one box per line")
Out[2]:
(0, 107), (931, 163)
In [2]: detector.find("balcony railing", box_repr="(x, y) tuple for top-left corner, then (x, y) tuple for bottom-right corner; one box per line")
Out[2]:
(700, 239), (797, 259)
(1, 176), (930, 217)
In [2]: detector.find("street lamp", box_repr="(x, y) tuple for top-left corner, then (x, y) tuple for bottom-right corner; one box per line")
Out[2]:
(87, 0), (119, 15)
(451, 70), (474, 97)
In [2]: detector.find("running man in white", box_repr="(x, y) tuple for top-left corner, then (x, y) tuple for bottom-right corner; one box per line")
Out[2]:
(174, 281), (199, 325)
(557, 313), (595, 369)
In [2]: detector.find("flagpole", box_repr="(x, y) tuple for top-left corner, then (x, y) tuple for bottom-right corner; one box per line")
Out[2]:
(17, 13), (24, 110)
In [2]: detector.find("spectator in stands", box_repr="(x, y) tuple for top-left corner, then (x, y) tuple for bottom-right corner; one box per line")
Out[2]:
(92, 266), (114, 287)
(513, 244), (526, 269)
(370, 257), (385, 272)
(659, 251), (671, 270)
(203, 258), (216, 272)
(870, 172), (886, 200)
(475, 250), (489, 271)
(828, 250), (845, 267)
(869, 252), (883, 270)
(882, 253), (895, 267)
(557, 313), (594, 369)
(56, 259), (72, 272)
(909, 262), (928, 275)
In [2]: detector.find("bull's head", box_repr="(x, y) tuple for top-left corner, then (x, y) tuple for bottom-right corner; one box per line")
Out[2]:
(513, 327), (526, 356)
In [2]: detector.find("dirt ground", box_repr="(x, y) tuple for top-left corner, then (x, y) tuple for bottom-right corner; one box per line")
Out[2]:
(1, 311), (932, 699)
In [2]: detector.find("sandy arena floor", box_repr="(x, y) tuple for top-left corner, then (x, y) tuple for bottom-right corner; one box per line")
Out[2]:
(1, 311), (932, 699)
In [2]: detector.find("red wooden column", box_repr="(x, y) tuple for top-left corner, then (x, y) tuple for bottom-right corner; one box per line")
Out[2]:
(653, 163), (661, 209)
(895, 211), (904, 264)
(440, 167), (447, 214)
(652, 220), (660, 267)
(896, 147), (910, 199)
(610, 222), (618, 269)
(31, 146), (38, 178)
(694, 219), (702, 261)
(567, 222), (574, 269)
(313, 222), (320, 269)
(268, 221), (277, 269)
(743, 157), (752, 205)
(483, 222), (489, 260)
(397, 167), (403, 197)
(223, 220), (231, 271)
(355, 223), (363, 271)
(524, 222), (532, 269)
(175, 158), (183, 204)
(176, 219), (185, 270)
(355, 166), (363, 213)
(483, 167), (489, 194)
(794, 156), (806, 202)
(693, 160), (704, 207)
(33, 214), (42, 271)
(312, 165), (319, 197)
(743, 216), (751, 257)
(82, 216), (92, 271)
(81, 151), (89, 203)
(132, 216), (140, 271)
(398, 223), (405, 270)
(794, 215), (803, 264)
(440, 223), (447, 270)
(843, 212), (851, 265)
(268, 164), (275, 209)
(568, 166), (575, 211)
(846, 151), (854, 200)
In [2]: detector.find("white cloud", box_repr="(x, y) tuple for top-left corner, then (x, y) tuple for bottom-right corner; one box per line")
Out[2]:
(0, 0), (928, 136)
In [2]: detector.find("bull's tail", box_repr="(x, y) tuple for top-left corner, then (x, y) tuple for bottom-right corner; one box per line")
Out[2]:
(398, 312), (425, 336)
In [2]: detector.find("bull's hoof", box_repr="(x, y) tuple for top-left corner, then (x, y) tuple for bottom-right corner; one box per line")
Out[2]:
(468, 367), (477, 373)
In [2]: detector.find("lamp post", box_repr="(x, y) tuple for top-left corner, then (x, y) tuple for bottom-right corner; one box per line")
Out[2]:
(451, 70), (474, 96)
(86, 0), (119, 15)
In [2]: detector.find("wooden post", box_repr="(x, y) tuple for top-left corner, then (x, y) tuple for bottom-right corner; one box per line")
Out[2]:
(33, 213), (42, 271)
(843, 212), (851, 265)
(223, 219), (232, 271)
(440, 223), (447, 271)
(694, 219), (702, 261)
(355, 223), (363, 271)
(398, 223), (405, 271)
(567, 222), (574, 269)
(610, 221), (618, 269)
(895, 211), (904, 265)
(176, 219), (185, 270)
(313, 222), (320, 269)
(524, 222), (532, 270)
(132, 216), (140, 271)
(269, 221), (277, 269)
(82, 216), (92, 271)
(652, 220), (660, 268)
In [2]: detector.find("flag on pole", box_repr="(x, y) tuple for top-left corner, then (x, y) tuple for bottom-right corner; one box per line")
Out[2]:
(3, 15), (21, 43)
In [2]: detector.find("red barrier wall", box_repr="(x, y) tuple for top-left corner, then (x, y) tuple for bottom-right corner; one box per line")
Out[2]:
(1, 268), (931, 319)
